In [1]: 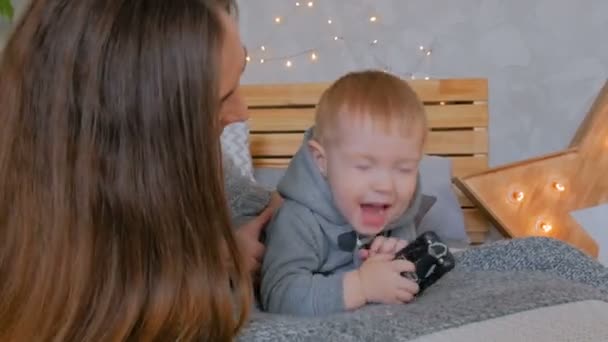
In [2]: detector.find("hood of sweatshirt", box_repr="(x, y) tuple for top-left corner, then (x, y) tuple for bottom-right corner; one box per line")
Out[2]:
(276, 128), (422, 242)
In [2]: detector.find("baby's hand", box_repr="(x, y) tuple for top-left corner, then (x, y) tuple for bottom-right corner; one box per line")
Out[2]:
(356, 253), (419, 304)
(359, 236), (408, 260)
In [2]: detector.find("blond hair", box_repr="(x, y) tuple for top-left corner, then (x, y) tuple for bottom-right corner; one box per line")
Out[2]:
(313, 70), (427, 145)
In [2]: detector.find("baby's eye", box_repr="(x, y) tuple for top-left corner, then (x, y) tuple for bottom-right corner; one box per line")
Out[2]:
(397, 167), (414, 174)
(355, 164), (371, 171)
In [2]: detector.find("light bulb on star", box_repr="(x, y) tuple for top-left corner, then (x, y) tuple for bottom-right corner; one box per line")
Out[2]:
(535, 219), (553, 233)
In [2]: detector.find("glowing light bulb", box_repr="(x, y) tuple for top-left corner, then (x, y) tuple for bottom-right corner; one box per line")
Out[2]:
(552, 181), (566, 192)
(425, 50), (432, 56)
(260, 58), (265, 64)
(245, 56), (251, 62)
(275, 17), (281, 23)
(372, 39), (378, 44)
(419, 45), (425, 51)
(295, 1), (300, 6)
(261, 45), (266, 51)
(369, 16), (377, 22)
(285, 60), (292, 67)
(334, 36), (339, 41)
(307, 1), (313, 7)
(310, 52), (317, 61)
(536, 220), (553, 233)
(509, 190), (525, 203)
(424, 76), (430, 80)
(327, 19), (332, 24)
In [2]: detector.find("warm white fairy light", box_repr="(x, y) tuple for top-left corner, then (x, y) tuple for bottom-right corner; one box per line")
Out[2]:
(295, 2), (300, 6)
(247, 9), (435, 77)
(246, 56), (251, 62)
(307, 1), (313, 7)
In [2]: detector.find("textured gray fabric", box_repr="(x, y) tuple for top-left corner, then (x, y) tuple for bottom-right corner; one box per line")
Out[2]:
(408, 300), (608, 342)
(223, 155), (272, 227)
(239, 237), (608, 341)
(260, 129), (422, 316)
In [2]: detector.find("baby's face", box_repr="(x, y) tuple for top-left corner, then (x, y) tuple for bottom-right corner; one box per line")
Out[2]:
(322, 119), (423, 236)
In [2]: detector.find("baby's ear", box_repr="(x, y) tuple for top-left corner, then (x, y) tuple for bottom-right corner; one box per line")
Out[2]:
(307, 139), (327, 176)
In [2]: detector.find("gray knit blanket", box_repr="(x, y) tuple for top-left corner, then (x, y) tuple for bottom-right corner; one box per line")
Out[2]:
(238, 237), (608, 341)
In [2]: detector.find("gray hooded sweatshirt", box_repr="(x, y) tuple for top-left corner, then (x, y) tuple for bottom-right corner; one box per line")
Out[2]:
(260, 129), (422, 316)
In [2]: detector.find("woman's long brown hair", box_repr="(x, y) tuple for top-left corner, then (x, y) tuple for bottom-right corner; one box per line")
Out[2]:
(0, 0), (250, 340)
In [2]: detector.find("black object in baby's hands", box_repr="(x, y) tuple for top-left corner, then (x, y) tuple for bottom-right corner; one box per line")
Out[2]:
(395, 231), (455, 294)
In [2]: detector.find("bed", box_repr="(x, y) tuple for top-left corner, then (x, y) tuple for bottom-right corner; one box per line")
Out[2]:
(236, 78), (608, 341)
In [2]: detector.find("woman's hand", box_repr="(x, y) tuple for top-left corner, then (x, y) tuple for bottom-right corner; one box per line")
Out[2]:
(235, 192), (283, 276)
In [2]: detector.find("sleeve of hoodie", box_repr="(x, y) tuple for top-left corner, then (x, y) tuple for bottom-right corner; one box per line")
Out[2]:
(260, 202), (346, 316)
(223, 155), (272, 226)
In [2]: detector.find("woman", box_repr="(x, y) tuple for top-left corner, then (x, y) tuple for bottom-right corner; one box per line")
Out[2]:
(0, 0), (262, 340)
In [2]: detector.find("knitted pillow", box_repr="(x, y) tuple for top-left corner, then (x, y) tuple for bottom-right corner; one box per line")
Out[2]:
(221, 121), (255, 181)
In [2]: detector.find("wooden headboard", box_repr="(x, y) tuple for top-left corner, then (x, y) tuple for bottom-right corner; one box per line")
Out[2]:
(242, 78), (490, 244)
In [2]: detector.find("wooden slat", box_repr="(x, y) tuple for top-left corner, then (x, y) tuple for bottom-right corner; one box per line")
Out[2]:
(253, 155), (487, 178)
(249, 108), (315, 132)
(426, 104), (488, 128)
(455, 187), (474, 207)
(412, 79), (488, 102)
(243, 79), (488, 107)
(450, 155), (488, 178)
(242, 83), (327, 107)
(250, 130), (487, 157)
(248, 104), (488, 132)
(464, 208), (490, 244)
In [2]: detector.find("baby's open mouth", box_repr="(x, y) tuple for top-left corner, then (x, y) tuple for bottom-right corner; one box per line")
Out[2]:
(360, 203), (391, 227)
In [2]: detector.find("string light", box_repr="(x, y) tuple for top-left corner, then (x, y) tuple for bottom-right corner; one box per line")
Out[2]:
(246, 4), (435, 78)
(246, 56), (251, 62)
